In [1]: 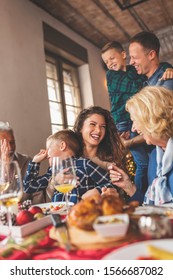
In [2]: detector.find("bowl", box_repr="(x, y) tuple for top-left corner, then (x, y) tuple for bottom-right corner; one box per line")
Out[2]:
(93, 214), (129, 238)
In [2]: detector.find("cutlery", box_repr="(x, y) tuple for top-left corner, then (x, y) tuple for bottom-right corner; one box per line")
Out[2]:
(51, 214), (71, 251)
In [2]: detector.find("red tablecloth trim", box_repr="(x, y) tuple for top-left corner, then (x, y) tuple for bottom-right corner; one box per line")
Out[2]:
(32, 243), (129, 260)
(0, 224), (154, 260)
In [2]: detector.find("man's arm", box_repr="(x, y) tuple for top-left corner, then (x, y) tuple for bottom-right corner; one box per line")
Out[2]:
(120, 134), (145, 149)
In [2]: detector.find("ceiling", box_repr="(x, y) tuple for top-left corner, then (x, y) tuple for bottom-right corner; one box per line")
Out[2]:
(30, 0), (173, 49)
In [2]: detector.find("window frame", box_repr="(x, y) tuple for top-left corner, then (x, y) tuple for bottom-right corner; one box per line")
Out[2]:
(45, 50), (82, 132)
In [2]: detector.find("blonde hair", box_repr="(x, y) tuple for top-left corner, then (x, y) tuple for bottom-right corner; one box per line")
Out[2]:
(47, 129), (82, 157)
(126, 86), (173, 139)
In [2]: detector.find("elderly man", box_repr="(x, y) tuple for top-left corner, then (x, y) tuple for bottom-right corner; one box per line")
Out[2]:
(0, 121), (46, 204)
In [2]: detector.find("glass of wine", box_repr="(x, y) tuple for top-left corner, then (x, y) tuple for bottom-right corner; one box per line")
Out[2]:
(51, 156), (77, 213)
(0, 160), (23, 246)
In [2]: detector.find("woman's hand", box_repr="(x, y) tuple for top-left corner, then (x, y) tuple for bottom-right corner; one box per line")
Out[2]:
(120, 137), (132, 149)
(101, 186), (119, 197)
(119, 131), (130, 140)
(119, 132), (131, 149)
(108, 164), (136, 197)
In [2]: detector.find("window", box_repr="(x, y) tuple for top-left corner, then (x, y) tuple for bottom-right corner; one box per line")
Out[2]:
(46, 54), (82, 133)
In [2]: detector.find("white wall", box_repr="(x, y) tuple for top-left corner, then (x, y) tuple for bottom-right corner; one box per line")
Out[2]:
(0, 0), (110, 162)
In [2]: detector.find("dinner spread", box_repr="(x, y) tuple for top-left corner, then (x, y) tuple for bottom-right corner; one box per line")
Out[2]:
(68, 194), (139, 231)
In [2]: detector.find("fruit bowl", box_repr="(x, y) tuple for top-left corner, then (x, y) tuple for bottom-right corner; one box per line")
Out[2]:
(0, 215), (52, 238)
(0, 203), (52, 238)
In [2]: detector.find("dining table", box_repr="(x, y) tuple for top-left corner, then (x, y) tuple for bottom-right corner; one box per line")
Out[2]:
(1, 208), (173, 260)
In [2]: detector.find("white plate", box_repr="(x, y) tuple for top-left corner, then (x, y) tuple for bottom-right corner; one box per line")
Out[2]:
(134, 206), (164, 215)
(134, 205), (173, 218)
(35, 202), (74, 215)
(102, 239), (173, 260)
(160, 203), (173, 208)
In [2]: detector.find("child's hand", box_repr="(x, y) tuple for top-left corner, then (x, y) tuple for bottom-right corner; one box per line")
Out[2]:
(32, 149), (47, 163)
(159, 68), (173, 81)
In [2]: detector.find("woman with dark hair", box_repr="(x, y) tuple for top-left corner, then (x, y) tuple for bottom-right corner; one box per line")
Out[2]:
(73, 106), (133, 200)
(74, 106), (127, 171)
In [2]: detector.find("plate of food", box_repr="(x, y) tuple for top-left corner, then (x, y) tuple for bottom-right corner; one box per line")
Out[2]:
(161, 203), (173, 208)
(35, 202), (74, 215)
(134, 205), (173, 219)
(102, 239), (173, 260)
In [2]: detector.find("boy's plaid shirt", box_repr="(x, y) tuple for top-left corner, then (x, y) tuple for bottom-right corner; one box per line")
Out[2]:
(23, 158), (116, 204)
(107, 65), (146, 124)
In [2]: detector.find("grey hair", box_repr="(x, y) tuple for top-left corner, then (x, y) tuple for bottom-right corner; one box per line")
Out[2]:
(0, 121), (13, 134)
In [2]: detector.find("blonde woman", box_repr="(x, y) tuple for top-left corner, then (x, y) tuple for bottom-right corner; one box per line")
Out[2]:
(109, 86), (173, 205)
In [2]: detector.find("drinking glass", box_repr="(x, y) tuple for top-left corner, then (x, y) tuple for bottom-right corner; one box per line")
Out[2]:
(0, 160), (23, 246)
(51, 156), (77, 213)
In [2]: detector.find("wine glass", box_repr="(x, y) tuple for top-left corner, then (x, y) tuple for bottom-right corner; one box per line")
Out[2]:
(0, 160), (23, 246)
(0, 160), (10, 212)
(51, 156), (77, 213)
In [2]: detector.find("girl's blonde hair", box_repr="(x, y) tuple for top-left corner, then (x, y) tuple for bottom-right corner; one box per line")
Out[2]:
(126, 86), (173, 139)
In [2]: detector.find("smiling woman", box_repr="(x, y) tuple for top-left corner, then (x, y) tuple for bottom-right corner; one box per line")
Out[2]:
(109, 86), (173, 206)
(126, 86), (173, 148)
(73, 106), (127, 171)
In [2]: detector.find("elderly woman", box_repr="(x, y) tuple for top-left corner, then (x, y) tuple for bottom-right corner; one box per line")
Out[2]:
(109, 86), (173, 205)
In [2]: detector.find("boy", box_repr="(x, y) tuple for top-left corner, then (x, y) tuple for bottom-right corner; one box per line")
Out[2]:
(23, 129), (118, 204)
(101, 40), (173, 201)
(101, 41), (149, 195)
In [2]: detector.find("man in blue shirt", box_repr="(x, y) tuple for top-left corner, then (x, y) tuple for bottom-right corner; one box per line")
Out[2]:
(101, 41), (149, 200)
(129, 31), (173, 89)
(125, 31), (173, 155)
(101, 35), (173, 204)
